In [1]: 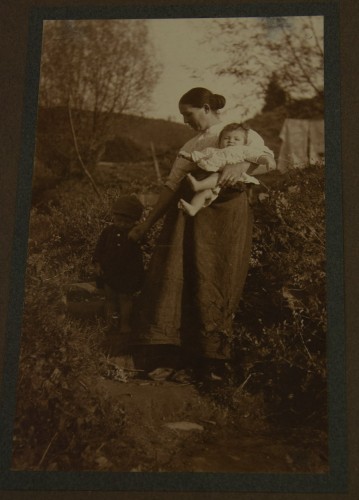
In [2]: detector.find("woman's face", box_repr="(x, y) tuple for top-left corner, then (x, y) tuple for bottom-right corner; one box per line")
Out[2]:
(179, 103), (212, 132)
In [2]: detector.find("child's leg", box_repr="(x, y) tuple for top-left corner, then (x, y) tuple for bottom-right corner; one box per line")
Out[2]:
(119, 294), (133, 335)
(187, 172), (219, 192)
(178, 189), (218, 216)
(104, 284), (119, 330)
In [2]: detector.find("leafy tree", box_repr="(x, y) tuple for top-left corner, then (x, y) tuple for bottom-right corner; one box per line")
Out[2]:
(39, 20), (161, 170)
(204, 16), (323, 109)
(262, 73), (288, 112)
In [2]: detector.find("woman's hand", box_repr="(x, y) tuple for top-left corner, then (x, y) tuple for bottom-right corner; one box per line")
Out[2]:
(178, 151), (192, 161)
(218, 162), (251, 188)
(128, 222), (149, 242)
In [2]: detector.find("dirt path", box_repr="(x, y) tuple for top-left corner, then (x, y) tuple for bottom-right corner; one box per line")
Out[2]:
(64, 286), (328, 473)
(94, 373), (328, 473)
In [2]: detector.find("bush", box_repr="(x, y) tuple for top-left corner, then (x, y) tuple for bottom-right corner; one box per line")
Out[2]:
(13, 161), (328, 472)
(13, 186), (128, 470)
(234, 163), (327, 424)
(12, 264), (127, 470)
(103, 135), (149, 162)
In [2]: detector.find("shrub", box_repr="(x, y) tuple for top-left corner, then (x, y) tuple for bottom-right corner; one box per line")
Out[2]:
(13, 185), (129, 470)
(234, 163), (327, 425)
(13, 160), (328, 472)
(12, 260), (127, 470)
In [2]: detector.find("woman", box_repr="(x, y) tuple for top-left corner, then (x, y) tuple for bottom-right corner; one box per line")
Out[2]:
(129, 87), (275, 378)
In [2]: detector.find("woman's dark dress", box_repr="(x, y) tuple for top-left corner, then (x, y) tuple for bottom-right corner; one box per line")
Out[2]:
(133, 185), (253, 360)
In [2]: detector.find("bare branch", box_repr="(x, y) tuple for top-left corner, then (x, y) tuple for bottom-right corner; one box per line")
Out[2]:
(280, 24), (322, 95)
(68, 101), (103, 201)
(309, 16), (324, 59)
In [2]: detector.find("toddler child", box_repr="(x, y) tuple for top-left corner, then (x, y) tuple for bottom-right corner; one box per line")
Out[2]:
(177, 123), (274, 216)
(93, 195), (145, 337)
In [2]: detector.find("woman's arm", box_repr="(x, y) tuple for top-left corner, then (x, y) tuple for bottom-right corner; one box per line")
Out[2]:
(246, 155), (277, 175)
(128, 186), (177, 242)
(218, 154), (277, 188)
(177, 150), (193, 161)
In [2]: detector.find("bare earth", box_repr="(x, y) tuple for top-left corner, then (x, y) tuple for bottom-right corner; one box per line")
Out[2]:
(94, 371), (328, 473)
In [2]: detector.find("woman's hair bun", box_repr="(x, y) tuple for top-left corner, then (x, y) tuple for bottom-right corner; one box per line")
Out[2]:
(179, 88), (226, 111)
(210, 93), (226, 110)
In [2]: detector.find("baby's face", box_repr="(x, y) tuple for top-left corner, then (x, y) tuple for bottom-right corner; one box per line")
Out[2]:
(220, 130), (246, 148)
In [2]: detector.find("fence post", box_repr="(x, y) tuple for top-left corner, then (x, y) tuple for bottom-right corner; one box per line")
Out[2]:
(150, 141), (162, 184)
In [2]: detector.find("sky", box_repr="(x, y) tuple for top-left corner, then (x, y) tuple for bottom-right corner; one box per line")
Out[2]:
(40, 17), (323, 123)
(144, 17), (323, 123)
(145, 18), (259, 123)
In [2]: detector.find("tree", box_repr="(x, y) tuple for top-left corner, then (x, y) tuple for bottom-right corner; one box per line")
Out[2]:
(204, 16), (323, 109)
(39, 20), (161, 171)
(262, 73), (288, 112)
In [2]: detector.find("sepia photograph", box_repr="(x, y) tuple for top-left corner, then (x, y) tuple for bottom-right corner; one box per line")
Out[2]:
(0, 1), (346, 493)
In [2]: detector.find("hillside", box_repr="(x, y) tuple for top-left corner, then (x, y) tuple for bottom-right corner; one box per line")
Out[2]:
(35, 96), (324, 180)
(17, 158), (328, 472)
(36, 107), (195, 165)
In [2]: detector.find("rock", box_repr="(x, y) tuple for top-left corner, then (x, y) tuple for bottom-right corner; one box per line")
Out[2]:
(66, 282), (99, 294)
(110, 355), (136, 371)
(164, 421), (204, 432)
(64, 281), (105, 318)
(148, 367), (175, 381)
(170, 369), (194, 384)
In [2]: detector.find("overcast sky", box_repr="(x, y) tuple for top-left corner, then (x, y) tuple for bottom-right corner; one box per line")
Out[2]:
(145, 17), (323, 123)
(146, 18), (257, 123)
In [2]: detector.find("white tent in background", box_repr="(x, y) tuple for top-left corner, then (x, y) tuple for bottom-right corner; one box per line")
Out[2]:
(277, 119), (325, 172)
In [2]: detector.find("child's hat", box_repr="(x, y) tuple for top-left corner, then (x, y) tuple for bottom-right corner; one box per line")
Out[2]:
(112, 195), (144, 221)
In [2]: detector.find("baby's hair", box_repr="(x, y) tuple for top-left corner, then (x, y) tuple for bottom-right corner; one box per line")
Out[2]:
(218, 122), (250, 146)
(179, 87), (226, 111)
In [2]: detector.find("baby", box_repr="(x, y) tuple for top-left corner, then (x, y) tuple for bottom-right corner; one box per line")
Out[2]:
(177, 123), (274, 216)
(93, 195), (145, 337)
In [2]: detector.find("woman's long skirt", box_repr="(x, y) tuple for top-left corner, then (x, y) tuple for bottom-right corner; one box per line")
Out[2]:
(133, 188), (253, 360)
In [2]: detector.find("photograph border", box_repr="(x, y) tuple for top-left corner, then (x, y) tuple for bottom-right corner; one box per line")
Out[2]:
(0, 1), (346, 493)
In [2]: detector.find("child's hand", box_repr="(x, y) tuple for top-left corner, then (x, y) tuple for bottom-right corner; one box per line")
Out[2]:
(128, 222), (148, 242)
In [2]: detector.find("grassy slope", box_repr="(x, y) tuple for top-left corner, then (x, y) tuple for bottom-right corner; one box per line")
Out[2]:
(36, 94), (324, 168)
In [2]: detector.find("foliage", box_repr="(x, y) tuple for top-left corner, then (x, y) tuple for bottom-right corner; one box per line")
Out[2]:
(13, 157), (328, 470)
(233, 163), (327, 424)
(246, 95), (324, 158)
(102, 135), (149, 163)
(35, 107), (194, 179)
(204, 16), (324, 112)
(39, 20), (161, 168)
(13, 242), (126, 470)
(262, 73), (288, 112)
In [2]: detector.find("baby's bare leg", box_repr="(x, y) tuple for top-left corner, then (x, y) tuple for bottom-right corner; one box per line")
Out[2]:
(187, 172), (219, 192)
(178, 189), (216, 216)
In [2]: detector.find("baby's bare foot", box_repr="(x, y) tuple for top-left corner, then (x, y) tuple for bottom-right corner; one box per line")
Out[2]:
(178, 198), (198, 216)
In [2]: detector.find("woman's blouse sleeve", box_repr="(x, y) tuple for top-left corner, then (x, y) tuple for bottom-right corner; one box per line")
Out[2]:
(164, 136), (200, 191)
(164, 125), (222, 190)
(164, 156), (194, 191)
(245, 130), (274, 163)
